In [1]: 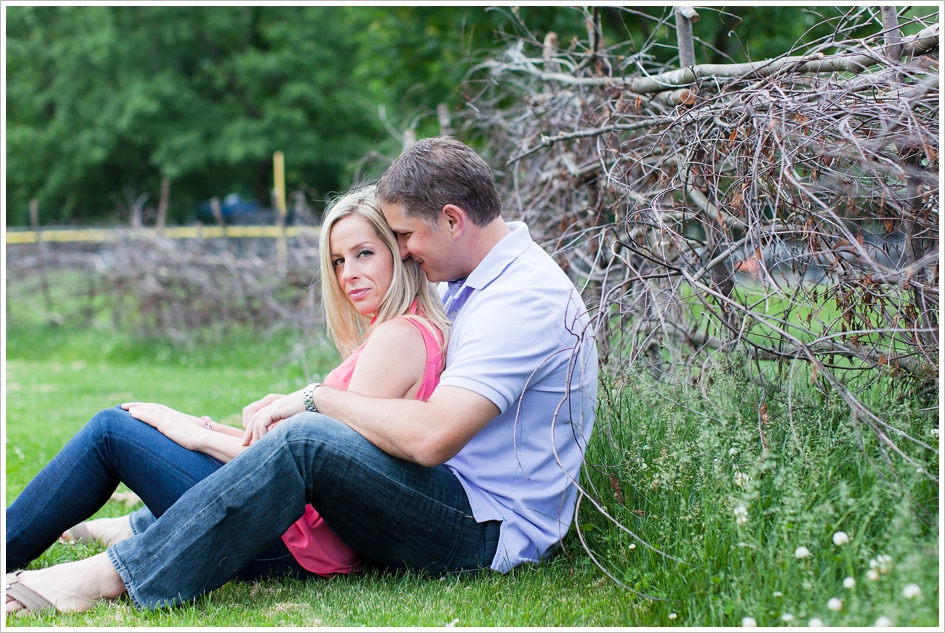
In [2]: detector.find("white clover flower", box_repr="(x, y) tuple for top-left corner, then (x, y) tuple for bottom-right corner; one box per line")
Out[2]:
(874, 616), (892, 627)
(741, 616), (757, 627)
(843, 576), (856, 588)
(734, 472), (750, 488)
(931, 427), (939, 438)
(867, 569), (880, 581)
(641, 462), (648, 470)
(729, 447), (738, 455)
(876, 555), (892, 573)
(902, 583), (921, 599)
(773, 591), (783, 598)
(832, 531), (850, 546)
(795, 546), (811, 558)
(734, 505), (749, 524)
(827, 597), (842, 611)
(628, 543), (636, 550)
(668, 613), (677, 620)
(808, 618), (824, 627)
(869, 557), (878, 569)
(781, 614), (794, 622)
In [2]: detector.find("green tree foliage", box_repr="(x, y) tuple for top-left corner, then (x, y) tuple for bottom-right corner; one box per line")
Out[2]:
(7, 5), (901, 226)
(6, 6), (380, 225)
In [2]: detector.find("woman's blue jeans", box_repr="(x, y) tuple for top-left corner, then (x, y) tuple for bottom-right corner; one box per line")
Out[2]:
(6, 407), (312, 580)
(7, 408), (500, 609)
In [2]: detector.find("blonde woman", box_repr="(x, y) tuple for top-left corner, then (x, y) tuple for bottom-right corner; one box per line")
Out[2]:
(6, 185), (450, 609)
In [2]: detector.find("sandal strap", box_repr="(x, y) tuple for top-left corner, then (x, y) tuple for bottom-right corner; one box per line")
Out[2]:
(70, 522), (94, 543)
(5, 571), (57, 615)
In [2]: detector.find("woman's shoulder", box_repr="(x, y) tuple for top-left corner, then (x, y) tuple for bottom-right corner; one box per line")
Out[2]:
(358, 317), (428, 374)
(367, 317), (426, 349)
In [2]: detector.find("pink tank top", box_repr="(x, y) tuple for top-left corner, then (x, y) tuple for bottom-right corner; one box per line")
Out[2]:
(280, 315), (445, 575)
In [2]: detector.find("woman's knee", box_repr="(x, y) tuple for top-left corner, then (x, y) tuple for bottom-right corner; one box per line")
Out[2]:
(85, 406), (135, 433)
(83, 406), (151, 444)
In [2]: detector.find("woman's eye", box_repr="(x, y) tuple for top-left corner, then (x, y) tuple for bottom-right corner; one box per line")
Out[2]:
(331, 257), (344, 267)
(357, 249), (374, 259)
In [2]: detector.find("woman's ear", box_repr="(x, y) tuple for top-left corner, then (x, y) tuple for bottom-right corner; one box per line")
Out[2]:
(441, 204), (467, 238)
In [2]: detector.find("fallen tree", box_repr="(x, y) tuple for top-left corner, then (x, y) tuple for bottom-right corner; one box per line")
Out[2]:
(461, 6), (938, 490)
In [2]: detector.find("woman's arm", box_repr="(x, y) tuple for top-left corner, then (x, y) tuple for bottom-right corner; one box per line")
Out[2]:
(122, 403), (247, 463)
(242, 319), (428, 445)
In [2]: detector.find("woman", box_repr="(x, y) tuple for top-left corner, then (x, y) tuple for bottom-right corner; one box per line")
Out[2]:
(6, 185), (450, 614)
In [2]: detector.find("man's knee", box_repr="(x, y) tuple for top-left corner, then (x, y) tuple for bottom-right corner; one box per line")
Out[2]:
(272, 412), (358, 447)
(268, 413), (378, 476)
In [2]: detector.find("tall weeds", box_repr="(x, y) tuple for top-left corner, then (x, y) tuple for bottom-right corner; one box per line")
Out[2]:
(575, 357), (938, 625)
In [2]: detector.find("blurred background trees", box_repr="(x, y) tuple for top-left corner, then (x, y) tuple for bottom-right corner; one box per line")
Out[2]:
(5, 5), (877, 226)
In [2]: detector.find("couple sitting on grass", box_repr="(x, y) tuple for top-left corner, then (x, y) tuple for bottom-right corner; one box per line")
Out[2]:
(5, 137), (598, 615)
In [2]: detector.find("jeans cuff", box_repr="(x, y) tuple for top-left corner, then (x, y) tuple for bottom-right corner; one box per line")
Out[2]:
(106, 546), (144, 610)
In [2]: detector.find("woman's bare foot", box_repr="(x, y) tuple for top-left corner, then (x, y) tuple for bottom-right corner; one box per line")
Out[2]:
(5, 553), (127, 615)
(60, 516), (134, 547)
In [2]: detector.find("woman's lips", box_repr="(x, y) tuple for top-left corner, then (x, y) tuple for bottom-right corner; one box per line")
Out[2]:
(348, 288), (370, 300)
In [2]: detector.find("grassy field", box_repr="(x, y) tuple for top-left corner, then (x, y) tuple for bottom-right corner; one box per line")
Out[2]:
(4, 278), (940, 627)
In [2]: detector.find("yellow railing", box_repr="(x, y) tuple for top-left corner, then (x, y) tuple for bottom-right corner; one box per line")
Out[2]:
(5, 225), (321, 244)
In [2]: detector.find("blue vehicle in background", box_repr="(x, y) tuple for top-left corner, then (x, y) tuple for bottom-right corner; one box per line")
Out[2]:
(196, 193), (258, 220)
(196, 193), (295, 225)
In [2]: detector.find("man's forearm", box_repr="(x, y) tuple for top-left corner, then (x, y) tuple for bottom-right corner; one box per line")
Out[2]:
(314, 386), (442, 465)
(313, 384), (499, 468)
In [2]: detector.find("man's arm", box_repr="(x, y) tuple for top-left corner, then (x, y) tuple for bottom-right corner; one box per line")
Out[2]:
(313, 385), (499, 467)
(241, 315), (500, 464)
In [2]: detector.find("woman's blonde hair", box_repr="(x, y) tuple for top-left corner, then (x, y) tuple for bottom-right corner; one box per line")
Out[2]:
(318, 184), (450, 358)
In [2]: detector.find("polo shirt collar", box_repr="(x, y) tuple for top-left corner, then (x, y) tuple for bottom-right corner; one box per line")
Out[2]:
(441, 222), (532, 318)
(458, 221), (532, 291)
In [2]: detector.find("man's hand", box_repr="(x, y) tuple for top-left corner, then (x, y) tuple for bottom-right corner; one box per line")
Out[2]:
(241, 393), (284, 429)
(122, 402), (205, 451)
(241, 390), (306, 446)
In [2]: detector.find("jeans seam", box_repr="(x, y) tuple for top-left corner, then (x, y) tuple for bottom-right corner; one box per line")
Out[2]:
(287, 431), (480, 573)
(292, 435), (466, 518)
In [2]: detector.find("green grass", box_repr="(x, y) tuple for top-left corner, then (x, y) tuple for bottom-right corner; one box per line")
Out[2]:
(4, 280), (940, 627)
(578, 360), (939, 627)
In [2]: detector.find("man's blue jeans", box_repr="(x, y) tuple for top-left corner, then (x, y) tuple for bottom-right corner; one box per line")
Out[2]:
(7, 408), (499, 608)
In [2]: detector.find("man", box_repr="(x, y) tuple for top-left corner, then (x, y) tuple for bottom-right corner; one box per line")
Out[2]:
(5, 137), (598, 612)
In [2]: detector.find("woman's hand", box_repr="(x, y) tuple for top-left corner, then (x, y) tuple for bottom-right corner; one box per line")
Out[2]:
(122, 402), (206, 451)
(241, 391), (306, 446)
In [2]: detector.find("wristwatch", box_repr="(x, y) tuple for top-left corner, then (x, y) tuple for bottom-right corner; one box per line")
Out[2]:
(303, 382), (322, 413)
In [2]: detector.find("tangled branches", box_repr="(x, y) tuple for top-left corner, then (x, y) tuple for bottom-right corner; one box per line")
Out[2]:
(463, 6), (938, 487)
(6, 233), (324, 344)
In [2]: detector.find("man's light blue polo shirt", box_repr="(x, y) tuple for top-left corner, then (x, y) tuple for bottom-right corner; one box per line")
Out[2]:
(440, 221), (598, 572)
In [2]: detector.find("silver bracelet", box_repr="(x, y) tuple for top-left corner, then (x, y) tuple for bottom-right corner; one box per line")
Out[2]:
(303, 382), (321, 413)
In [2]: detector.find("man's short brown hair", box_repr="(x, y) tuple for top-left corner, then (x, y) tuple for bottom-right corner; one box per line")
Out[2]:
(376, 136), (501, 227)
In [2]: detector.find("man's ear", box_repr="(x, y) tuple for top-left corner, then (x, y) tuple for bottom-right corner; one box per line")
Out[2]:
(441, 204), (467, 237)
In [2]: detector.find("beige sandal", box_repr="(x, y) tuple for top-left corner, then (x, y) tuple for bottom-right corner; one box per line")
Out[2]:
(62, 522), (95, 544)
(5, 571), (56, 616)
